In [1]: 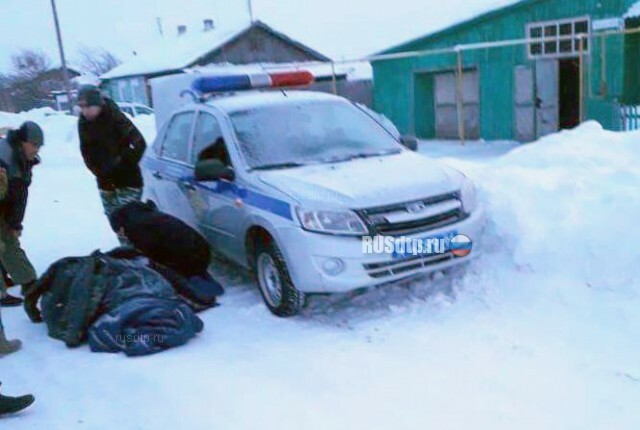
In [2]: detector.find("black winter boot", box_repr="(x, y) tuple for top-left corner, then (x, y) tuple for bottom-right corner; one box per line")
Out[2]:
(0, 329), (21, 356)
(0, 294), (23, 307)
(0, 383), (34, 415)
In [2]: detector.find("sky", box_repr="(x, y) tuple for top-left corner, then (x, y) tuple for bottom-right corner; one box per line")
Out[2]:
(0, 0), (519, 74)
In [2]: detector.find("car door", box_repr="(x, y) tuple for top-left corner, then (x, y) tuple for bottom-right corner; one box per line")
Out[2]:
(188, 109), (245, 261)
(154, 110), (199, 228)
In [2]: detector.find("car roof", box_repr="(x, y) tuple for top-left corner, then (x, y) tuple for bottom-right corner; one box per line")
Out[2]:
(205, 90), (347, 114)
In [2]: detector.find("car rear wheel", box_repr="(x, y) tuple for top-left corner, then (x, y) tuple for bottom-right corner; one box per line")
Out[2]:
(254, 240), (305, 317)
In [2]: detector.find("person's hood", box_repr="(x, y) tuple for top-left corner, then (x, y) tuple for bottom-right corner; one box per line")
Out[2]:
(257, 151), (464, 209)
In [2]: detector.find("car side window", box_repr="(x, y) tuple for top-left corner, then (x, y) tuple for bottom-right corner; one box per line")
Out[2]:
(161, 111), (195, 163)
(191, 112), (230, 166)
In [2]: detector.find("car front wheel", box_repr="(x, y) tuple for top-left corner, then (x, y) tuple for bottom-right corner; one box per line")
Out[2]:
(254, 240), (305, 317)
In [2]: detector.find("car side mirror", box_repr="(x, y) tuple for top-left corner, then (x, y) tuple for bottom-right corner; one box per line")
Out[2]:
(400, 135), (418, 151)
(195, 159), (235, 181)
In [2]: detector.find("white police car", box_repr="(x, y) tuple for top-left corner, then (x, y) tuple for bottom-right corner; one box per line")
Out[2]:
(143, 71), (485, 317)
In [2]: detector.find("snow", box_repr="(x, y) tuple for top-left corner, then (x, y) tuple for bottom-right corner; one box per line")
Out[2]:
(100, 24), (253, 79)
(625, 1), (640, 18)
(1, 112), (640, 429)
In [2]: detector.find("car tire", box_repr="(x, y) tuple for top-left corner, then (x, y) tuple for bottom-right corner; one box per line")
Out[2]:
(254, 239), (305, 317)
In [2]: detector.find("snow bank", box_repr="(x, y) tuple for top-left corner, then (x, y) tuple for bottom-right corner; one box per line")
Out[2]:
(478, 122), (640, 288)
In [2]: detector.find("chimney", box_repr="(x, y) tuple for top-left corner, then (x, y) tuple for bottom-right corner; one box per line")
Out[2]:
(203, 19), (214, 31)
(177, 25), (187, 36)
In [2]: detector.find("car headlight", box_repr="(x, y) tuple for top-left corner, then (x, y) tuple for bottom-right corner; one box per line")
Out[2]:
(296, 207), (368, 235)
(460, 177), (478, 214)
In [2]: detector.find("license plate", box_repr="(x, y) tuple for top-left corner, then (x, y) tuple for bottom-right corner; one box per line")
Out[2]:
(391, 230), (457, 259)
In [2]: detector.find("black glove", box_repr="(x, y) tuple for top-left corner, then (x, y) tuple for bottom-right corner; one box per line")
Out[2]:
(23, 294), (42, 323)
(22, 281), (43, 323)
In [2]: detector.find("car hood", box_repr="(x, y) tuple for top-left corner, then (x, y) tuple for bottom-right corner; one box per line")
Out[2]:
(257, 151), (461, 209)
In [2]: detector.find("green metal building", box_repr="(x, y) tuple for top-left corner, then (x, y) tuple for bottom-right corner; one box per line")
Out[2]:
(372, 0), (640, 141)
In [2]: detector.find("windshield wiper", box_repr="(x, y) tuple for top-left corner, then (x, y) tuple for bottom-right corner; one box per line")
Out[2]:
(251, 162), (307, 171)
(319, 150), (401, 164)
(351, 149), (401, 158)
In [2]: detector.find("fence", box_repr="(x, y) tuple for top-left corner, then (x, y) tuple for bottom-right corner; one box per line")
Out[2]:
(621, 105), (640, 131)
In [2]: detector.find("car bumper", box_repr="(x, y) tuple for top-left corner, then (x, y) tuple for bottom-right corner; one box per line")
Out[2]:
(277, 205), (486, 293)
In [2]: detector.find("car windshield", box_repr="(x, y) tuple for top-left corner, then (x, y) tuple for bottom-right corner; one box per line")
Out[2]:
(229, 99), (402, 169)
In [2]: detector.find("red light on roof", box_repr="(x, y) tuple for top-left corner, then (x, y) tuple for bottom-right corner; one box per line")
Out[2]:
(269, 71), (314, 87)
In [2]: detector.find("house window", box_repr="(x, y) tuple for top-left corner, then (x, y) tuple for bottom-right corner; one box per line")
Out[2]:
(526, 17), (590, 59)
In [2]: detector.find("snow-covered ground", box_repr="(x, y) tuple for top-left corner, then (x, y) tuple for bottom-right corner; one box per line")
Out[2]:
(2, 111), (639, 429)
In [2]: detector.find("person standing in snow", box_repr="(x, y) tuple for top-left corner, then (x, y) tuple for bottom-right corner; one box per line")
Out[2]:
(76, 85), (147, 244)
(0, 122), (42, 309)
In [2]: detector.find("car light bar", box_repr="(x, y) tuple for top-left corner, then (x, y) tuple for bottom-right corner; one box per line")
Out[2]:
(192, 71), (314, 94)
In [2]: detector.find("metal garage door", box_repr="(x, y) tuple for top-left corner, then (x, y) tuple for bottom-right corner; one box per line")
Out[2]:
(434, 70), (480, 139)
(514, 65), (536, 142)
(535, 59), (559, 138)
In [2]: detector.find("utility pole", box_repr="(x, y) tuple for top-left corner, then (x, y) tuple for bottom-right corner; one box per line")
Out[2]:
(50, 0), (74, 113)
(247, 0), (254, 23)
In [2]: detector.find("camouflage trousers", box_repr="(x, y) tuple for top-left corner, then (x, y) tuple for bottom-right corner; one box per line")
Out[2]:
(99, 187), (142, 244)
(0, 221), (37, 302)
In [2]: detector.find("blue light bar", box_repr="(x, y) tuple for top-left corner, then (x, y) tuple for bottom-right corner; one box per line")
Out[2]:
(191, 71), (314, 95)
(192, 75), (252, 93)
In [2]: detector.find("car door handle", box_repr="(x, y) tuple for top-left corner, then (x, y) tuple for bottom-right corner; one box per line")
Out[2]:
(152, 171), (163, 179)
(181, 181), (196, 191)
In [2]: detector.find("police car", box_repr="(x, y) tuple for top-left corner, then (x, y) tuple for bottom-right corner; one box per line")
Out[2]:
(142, 70), (485, 317)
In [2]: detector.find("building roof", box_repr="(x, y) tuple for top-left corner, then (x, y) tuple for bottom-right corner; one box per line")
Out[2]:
(377, 0), (539, 55)
(101, 20), (330, 80)
(626, 1), (640, 18)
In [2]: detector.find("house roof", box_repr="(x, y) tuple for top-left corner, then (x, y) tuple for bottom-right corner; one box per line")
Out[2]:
(101, 20), (330, 80)
(377, 0), (540, 55)
(626, 1), (640, 18)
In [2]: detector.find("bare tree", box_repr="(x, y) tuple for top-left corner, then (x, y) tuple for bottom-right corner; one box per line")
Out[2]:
(11, 49), (51, 80)
(77, 46), (121, 76)
(7, 50), (54, 111)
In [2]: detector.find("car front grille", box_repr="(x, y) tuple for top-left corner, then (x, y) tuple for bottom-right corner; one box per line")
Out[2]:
(357, 191), (467, 236)
(363, 252), (455, 279)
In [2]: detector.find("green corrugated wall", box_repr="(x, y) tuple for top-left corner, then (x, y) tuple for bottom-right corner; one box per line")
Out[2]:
(373, 0), (635, 139)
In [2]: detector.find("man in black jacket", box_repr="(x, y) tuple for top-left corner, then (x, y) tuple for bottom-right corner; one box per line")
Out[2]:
(77, 85), (147, 243)
(0, 121), (41, 308)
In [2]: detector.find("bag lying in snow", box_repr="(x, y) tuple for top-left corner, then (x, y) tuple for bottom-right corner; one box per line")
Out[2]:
(109, 201), (214, 278)
(32, 250), (204, 355)
(34, 255), (107, 347)
(88, 297), (203, 356)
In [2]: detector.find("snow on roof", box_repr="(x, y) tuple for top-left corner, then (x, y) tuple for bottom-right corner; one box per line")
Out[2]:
(210, 90), (343, 113)
(101, 23), (252, 80)
(378, 0), (530, 55)
(625, 1), (640, 18)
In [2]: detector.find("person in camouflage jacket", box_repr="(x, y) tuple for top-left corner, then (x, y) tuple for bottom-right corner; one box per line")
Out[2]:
(0, 121), (41, 310)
